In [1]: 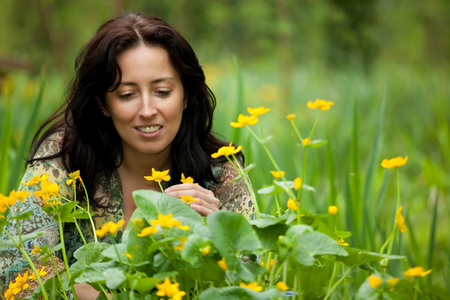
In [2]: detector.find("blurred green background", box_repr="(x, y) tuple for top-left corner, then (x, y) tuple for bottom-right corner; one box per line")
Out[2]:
(1, 0), (449, 297)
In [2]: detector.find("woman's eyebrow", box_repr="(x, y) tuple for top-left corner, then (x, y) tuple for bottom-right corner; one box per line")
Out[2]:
(119, 77), (175, 86)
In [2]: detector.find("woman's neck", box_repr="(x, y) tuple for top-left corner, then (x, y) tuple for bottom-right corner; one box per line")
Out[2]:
(119, 151), (171, 178)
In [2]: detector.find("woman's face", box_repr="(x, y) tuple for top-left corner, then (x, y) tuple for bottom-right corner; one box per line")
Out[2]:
(104, 45), (185, 161)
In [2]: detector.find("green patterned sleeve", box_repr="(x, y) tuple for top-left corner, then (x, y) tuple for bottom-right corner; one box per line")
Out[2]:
(212, 162), (257, 220)
(0, 132), (72, 292)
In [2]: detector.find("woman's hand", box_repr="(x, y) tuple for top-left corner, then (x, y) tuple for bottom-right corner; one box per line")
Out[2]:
(165, 184), (220, 216)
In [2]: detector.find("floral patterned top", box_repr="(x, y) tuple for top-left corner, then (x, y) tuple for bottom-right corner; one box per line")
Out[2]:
(0, 132), (256, 291)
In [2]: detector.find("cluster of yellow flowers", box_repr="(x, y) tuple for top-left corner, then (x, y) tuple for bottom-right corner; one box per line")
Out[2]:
(136, 213), (190, 239)
(230, 106), (270, 128)
(211, 142), (242, 159)
(95, 220), (125, 238)
(368, 275), (399, 291)
(3, 268), (47, 300)
(0, 190), (31, 215)
(156, 277), (186, 300)
(368, 266), (431, 292)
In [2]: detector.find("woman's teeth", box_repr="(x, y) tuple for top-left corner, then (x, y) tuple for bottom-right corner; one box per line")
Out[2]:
(137, 126), (161, 133)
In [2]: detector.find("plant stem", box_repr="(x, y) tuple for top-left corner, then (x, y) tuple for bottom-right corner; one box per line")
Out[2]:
(3, 229), (50, 300)
(324, 267), (351, 300)
(227, 155), (260, 218)
(81, 180), (97, 242)
(245, 126), (296, 199)
(380, 168), (402, 270)
(73, 218), (88, 248)
(56, 214), (78, 299)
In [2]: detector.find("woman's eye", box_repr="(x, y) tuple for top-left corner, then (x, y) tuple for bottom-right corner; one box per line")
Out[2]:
(155, 90), (171, 97)
(118, 93), (134, 100)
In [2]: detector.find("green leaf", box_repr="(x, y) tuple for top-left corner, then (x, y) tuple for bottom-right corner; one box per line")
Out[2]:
(179, 258), (225, 283)
(0, 231), (43, 250)
(74, 261), (116, 284)
(257, 181), (292, 195)
(253, 223), (289, 251)
(295, 231), (348, 257)
(181, 234), (210, 266)
(282, 225), (347, 266)
(307, 139), (328, 148)
(9, 211), (33, 221)
(199, 286), (285, 300)
(133, 190), (207, 234)
(261, 135), (273, 144)
(230, 163), (256, 182)
(207, 211), (262, 273)
(70, 242), (111, 273)
(249, 212), (289, 228)
(51, 243), (63, 253)
(127, 276), (160, 293)
(104, 267), (127, 289)
(336, 247), (405, 268)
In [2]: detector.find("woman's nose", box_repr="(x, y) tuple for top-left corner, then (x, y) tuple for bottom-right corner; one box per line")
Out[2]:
(138, 95), (157, 118)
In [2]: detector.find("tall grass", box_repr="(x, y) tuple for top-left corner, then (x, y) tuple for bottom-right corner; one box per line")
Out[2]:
(1, 61), (449, 297)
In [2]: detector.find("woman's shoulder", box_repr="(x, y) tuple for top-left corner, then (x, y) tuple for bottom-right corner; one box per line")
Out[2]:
(33, 130), (65, 159)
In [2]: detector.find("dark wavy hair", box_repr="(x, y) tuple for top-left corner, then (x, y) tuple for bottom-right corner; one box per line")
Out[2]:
(29, 13), (243, 207)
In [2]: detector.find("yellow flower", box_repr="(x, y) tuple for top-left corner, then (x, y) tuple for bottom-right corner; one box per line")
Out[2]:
(247, 106), (270, 117)
(381, 156), (408, 169)
(260, 261), (265, 267)
(403, 266), (432, 278)
(95, 220), (125, 237)
(218, 257), (228, 271)
(4, 281), (20, 300)
(268, 259), (276, 270)
(328, 205), (338, 216)
(21, 174), (49, 186)
(14, 271), (29, 291)
(0, 193), (16, 213)
(66, 170), (81, 186)
(302, 138), (312, 146)
(180, 195), (199, 205)
(287, 198), (298, 211)
(33, 179), (60, 201)
(156, 277), (186, 300)
(180, 173), (198, 185)
(132, 218), (145, 228)
(137, 225), (159, 237)
(239, 282), (263, 292)
(43, 199), (62, 207)
(3, 284), (15, 300)
(270, 170), (285, 179)
(368, 275), (383, 289)
(31, 244), (41, 254)
(150, 213), (190, 231)
(307, 98), (334, 111)
(294, 177), (302, 190)
(124, 252), (133, 259)
(9, 190), (31, 203)
(200, 245), (211, 255)
(29, 267), (47, 282)
(174, 237), (187, 251)
(387, 277), (399, 291)
(395, 206), (407, 233)
(286, 114), (296, 121)
(230, 114), (258, 128)
(337, 238), (349, 246)
(276, 281), (289, 291)
(144, 168), (171, 183)
(211, 142), (242, 159)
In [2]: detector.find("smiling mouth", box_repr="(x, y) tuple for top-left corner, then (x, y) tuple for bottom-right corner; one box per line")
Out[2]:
(136, 126), (161, 133)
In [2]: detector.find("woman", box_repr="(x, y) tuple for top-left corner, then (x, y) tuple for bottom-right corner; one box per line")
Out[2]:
(0, 13), (255, 297)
